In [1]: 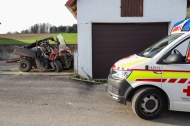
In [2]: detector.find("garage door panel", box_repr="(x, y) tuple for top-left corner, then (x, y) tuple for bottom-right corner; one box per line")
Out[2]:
(93, 54), (125, 64)
(93, 64), (117, 77)
(93, 65), (113, 71)
(93, 48), (139, 54)
(93, 42), (147, 48)
(93, 42), (156, 52)
(93, 30), (167, 37)
(93, 36), (166, 44)
(93, 54), (128, 59)
(93, 23), (168, 31)
(92, 23), (168, 78)
(93, 41), (158, 48)
(93, 72), (110, 79)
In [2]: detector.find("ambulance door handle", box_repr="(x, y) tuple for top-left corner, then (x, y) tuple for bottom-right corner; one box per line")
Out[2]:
(153, 71), (162, 74)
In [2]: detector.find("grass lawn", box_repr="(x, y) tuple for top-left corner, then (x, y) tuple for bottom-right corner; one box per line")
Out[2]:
(0, 38), (26, 44)
(0, 33), (77, 44)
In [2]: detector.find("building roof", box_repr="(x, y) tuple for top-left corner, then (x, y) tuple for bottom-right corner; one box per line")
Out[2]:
(65, 0), (77, 19)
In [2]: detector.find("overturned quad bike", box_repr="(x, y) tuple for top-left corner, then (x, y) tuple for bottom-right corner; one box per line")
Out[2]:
(14, 34), (73, 72)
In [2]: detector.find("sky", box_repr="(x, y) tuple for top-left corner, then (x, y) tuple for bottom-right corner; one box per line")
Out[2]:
(0, 0), (77, 34)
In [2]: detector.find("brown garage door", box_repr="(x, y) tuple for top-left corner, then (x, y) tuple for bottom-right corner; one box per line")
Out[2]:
(92, 23), (168, 78)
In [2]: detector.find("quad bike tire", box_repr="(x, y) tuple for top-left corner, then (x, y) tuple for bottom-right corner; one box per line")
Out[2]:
(54, 60), (63, 72)
(19, 59), (32, 72)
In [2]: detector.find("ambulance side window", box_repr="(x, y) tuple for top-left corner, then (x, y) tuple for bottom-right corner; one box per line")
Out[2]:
(172, 39), (190, 57)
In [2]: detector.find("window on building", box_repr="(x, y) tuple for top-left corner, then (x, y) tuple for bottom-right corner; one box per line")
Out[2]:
(121, 0), (143, 17)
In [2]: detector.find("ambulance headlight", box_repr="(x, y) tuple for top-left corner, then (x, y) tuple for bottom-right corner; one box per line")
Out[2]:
(110, 69), (132, 80)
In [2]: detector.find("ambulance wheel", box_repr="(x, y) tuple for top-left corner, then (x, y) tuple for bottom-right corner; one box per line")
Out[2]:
(132, 87), (165, 120)
(19, 59), (32, 72)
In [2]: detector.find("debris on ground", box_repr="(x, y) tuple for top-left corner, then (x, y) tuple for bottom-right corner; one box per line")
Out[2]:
(6, 58), (20, 63)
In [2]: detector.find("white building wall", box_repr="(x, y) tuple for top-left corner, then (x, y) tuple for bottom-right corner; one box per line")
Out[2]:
(77, 0), (187, 78)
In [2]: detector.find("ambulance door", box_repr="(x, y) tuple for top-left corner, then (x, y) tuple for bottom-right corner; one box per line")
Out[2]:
(162, 38), (190, 111)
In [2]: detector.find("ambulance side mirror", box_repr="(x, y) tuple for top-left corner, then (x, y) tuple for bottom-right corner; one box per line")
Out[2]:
(163, 53), (183, 64)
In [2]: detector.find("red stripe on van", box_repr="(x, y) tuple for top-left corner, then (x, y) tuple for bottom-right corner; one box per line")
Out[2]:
(168, 79), (177, 83)
(130, 69), (190, 73)
(178, 79), (187, 84)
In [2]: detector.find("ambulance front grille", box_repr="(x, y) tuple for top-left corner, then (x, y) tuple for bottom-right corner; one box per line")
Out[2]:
(108, 84), (119, 95)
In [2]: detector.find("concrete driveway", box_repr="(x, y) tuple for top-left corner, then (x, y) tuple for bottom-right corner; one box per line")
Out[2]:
(0, 60), (190, 126)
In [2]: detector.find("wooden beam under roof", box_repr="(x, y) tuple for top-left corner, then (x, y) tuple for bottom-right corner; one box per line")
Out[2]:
(65, 0), (77, 19)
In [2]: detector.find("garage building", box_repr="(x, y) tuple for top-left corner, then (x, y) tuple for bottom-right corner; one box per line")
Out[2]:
(66, 0), (187, 79)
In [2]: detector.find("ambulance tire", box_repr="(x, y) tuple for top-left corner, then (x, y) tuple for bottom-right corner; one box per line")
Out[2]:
(132, 87), (165, 120)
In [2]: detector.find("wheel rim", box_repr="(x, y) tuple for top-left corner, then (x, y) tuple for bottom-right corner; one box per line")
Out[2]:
(21, 62), (27, 69)
(140, 95), (159, 114)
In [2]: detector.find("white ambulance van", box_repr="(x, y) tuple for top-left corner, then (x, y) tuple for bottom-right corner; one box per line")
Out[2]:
(107, 19), (190, 120)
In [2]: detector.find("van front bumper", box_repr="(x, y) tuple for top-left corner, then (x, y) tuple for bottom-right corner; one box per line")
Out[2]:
(106, 75), (133, 104)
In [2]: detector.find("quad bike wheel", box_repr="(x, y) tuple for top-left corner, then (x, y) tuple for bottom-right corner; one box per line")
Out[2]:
(132, 87), (165, 120)
(54, 60), (63, 72)
(18, 59), (32, 72)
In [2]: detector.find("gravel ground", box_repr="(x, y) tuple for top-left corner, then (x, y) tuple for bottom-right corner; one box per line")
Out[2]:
(0, 60), (18, 72)
(0, 75), (190, 126)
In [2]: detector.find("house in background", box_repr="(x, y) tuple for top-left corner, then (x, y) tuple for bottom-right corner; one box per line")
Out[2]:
(66, 0), (187, 79)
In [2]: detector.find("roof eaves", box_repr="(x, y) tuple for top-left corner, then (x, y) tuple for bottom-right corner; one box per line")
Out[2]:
(65, 0), (77, 19)
(66, 0), (76, 6)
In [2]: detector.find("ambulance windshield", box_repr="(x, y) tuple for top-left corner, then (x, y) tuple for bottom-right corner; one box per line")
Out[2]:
(138, 33), (184, 58)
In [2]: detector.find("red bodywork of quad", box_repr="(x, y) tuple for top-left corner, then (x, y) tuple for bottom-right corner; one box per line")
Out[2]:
(49, 48), (72, 61)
